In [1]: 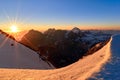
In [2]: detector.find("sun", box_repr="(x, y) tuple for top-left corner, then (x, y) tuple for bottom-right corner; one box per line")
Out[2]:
(10, 25), (18, 33)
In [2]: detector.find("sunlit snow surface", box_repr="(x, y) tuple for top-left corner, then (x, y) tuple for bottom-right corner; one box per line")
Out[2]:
(89, 34), (120, 80)
(0, 33), (54, 69)
(0, 33), (111, 80)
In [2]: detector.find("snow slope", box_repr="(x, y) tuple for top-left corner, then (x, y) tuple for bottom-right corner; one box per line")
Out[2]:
(0, 33), (54, 69)
(89, 34), (120, 80)
(0, 33), (112, 80)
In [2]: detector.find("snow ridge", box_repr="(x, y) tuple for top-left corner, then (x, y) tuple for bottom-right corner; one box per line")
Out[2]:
(0, 35), (112, 80)
(0, 33), (54, 69)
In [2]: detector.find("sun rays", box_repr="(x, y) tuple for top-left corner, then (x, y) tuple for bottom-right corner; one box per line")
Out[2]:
(10, 25), (18, 33)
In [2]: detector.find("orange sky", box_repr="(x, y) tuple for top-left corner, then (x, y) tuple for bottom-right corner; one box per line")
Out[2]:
(0, 23), (120, 41)
(0, 23), (120, 33)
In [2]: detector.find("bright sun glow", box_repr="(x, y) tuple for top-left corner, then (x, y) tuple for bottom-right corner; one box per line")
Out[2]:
(10, 25), (18, 33)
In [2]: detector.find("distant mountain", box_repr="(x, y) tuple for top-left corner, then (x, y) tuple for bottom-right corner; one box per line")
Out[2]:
(20, 29), (46, 50)
(20, 27), (111, 68)
(71, 27), (81, 34)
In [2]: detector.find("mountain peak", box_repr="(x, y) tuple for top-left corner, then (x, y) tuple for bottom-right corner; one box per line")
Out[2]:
(71, 27), (81, 34)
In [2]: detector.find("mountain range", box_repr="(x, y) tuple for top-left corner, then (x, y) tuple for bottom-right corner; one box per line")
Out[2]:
(20, 27), (111, 68)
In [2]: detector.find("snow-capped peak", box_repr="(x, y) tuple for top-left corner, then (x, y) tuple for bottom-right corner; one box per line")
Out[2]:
(71, 27), (81, 34)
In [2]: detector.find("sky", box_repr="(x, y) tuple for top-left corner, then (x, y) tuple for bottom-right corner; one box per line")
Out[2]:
(0, 0), (120, 31)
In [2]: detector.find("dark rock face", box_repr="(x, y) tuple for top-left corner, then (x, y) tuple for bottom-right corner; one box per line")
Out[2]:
(20, 29), (45, 50)
(0, 29), (16, 40)
(20, 27), (111, 68)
